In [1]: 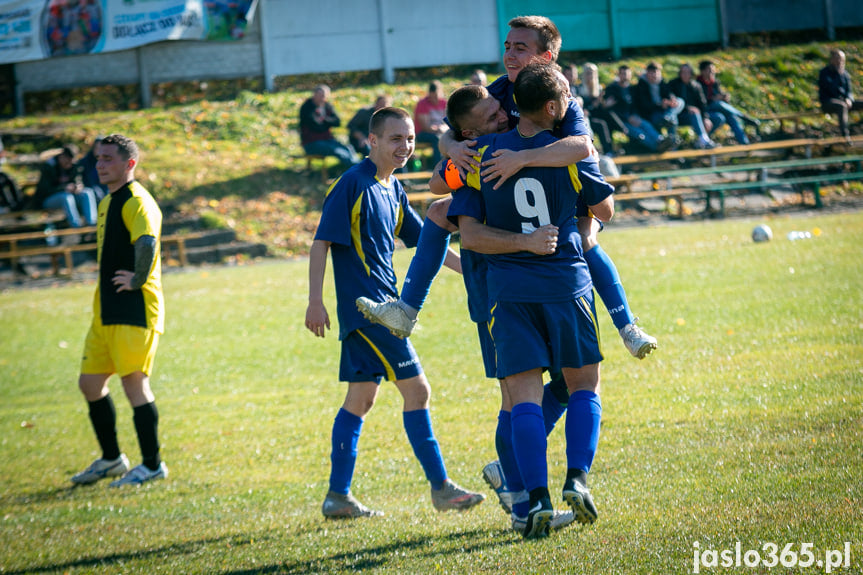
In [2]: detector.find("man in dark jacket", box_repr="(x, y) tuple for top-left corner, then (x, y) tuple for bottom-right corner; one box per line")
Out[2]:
(634, 62), (684, 141)
(819, 49), (862, 140)
(669, 63), (717, 149)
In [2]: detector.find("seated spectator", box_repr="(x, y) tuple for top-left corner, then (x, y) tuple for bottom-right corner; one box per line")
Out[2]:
(635, 62), (684, 143)
(577, 62), (623, 156)
(604, 65), (673, 153)
(29, 145), (97, 229)
(299, 84), (359, 171)
(469, 69), (487, 87)
(562, 63), (581, 100)
(0, 136), (24, 212)
(414, 80), (448, 166)
(669, 63), (717, 149)
(819, 49), (863, 141)
(697, 60), (759, 145)
(347, 94), (393, 157)
(78, 136), (108, 202)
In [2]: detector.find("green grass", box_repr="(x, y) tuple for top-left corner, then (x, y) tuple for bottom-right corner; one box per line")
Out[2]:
(2, 212), (862, 574)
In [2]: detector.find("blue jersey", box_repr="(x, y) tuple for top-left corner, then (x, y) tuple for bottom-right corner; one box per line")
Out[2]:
(451, 128), (612, 303)
(487, 74), (590, 137)
(315, 158), (423, 339)
(486, 74), (613, 215)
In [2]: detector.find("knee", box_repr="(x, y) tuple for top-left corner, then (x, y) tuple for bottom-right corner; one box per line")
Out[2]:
(426, 199), (455, 231)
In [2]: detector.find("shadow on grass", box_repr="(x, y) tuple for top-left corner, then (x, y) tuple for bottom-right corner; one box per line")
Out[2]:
(2, 533), (264, 575)
(224, 526), (517, 575)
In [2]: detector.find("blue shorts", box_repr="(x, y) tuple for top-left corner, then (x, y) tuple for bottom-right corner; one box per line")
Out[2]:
(475, 321), (497, 379)
(339, 324), (423, 383)
(490, 293), (603, 379)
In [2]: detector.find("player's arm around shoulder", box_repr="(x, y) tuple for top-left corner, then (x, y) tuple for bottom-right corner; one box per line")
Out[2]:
(305, 239), (331, 338)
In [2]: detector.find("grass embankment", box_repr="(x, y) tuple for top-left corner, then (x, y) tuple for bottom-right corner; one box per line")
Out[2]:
(1, 41), (861, 257)
(1, 213), (861, 573)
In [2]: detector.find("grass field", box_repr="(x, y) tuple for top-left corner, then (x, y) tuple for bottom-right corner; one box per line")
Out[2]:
(2, 212), (862, 574)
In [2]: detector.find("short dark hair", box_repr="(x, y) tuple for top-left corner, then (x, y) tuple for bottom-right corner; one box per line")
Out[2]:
(514, 62), (564, 115)
(369, 107), (411, 136)
(646, 62), (661, 72)
(508, 15), (561, 62)
(446, 85), (488, 141)
(698, 60), (714, 72)
(59, 144), (79, 159)
(618, 64), (630, 73)
(100, 134), (139, 163)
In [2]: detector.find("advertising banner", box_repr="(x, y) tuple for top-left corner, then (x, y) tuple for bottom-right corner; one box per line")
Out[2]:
(0, 0), (256, 64)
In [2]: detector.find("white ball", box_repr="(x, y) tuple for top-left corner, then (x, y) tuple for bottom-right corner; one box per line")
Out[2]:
(752, 224), (773, 243)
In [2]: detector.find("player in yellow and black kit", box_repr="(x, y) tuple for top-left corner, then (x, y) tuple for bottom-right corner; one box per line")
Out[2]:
(70, 134), (168, 487)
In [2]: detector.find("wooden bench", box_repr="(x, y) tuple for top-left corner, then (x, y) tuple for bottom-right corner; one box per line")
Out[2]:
(613, 135), (862, 171)
(304, 154), (330, 185)
(1, 227), (211, 276)
(614, 154), (863, 192)
(0, 209), (66, 233)
(702, 170), (863, 216)
(758, 111), (824, 134)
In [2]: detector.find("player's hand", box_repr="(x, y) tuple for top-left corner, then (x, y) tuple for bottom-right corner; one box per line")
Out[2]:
(112, 270), (135, 292)
(305, 302), (330, 338)
(448, 139), (480, 175)
(523, 224), (559, 255)
(481, 148), (527, 189)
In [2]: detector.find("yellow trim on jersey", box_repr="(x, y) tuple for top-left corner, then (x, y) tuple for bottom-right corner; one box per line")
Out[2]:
(350, 192), (371, 276)
(356, 329), (396, 381)
(488, 301), (497, 332)
(567, 164), (583, 193)
(465, 146), (489, 190)
(578, 295), (602, 354)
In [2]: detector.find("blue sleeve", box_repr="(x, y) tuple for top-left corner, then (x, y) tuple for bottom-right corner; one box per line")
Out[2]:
(314, 180), (355, 246)
(556, 99), (591, 138)
(576, 157), (614, 207)
(397, 185), (423, 248)
(447, 187), (483, 227)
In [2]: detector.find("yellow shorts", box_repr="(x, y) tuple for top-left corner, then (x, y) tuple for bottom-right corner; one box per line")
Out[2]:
(81, 319), (160, 377)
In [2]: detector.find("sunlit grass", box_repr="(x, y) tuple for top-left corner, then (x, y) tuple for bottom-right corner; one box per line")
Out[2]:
(1, 212), (861, 574)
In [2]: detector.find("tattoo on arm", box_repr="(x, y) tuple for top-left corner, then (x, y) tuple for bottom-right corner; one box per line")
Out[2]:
(130, 235), (157, 290)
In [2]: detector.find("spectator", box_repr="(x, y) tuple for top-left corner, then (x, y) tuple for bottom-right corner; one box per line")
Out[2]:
(669, 63), (717, 149)
(414, 80), (448, 166)
(635, 62), (684, 142)
(31, 145), (98, 228)
(0, 136), (23, 212)
(577, 62), (623, 156)
(697, 60), (759, 145)
(78, 136), (109, 202)
(561, 63), (581, 100)
(347, 94), (393, 157)
(470, 69), (487, 87)
(604, 65), (673, 153)
(819, 49), (862, 141)
(299, 84), (359, 171)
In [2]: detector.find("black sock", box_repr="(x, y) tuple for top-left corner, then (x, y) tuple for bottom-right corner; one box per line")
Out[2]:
(133, 402), (161, 471)
(88, 395), (120, 461)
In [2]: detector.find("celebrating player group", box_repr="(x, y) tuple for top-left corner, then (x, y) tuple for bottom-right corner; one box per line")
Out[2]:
(305, 15), (658, 539)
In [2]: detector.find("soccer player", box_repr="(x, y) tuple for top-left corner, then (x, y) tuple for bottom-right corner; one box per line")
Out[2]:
(450, 62), (613, 539)
(71, 134), (168, 487)
(358, 14), (656, 360)
(304, 107), (484, 519)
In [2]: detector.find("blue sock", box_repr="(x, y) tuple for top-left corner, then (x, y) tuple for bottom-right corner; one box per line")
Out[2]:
(400, 219), (451, 313)
(541, 373), (569, 435)
(403, 409), (447, 490)
(329, 408), (363, 494)
(584, 244), (634, 330)
(510, 402), (547, 493)
(565, 390), (602, 474)
(495, 410), (523, 494)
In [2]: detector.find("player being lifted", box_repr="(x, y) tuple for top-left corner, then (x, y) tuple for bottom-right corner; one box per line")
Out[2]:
(357, 15), (657, 360)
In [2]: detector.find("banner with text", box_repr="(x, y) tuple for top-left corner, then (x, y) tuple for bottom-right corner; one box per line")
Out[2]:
(0, 0), (256, 64)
